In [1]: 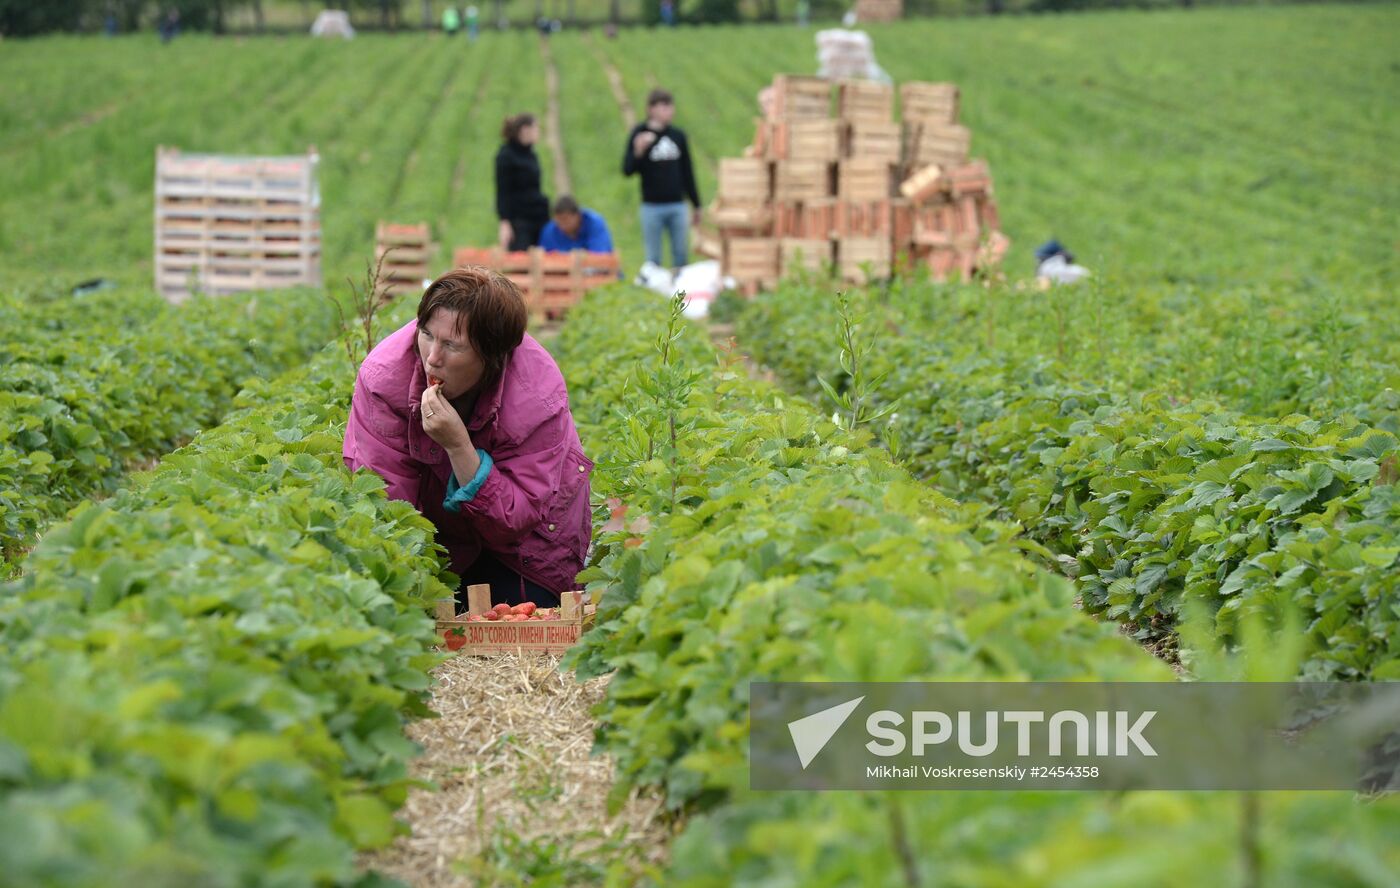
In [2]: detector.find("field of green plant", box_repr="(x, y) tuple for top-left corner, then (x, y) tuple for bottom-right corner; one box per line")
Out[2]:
(1, 3), (1396, 885)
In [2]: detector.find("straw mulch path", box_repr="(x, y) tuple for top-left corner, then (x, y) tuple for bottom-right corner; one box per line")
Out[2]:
(360, 652), (676, 887)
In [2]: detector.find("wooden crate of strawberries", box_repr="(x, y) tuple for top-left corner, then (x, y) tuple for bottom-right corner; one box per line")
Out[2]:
(436, 584), (596, 656)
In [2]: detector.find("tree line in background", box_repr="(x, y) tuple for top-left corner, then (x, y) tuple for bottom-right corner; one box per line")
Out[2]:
(1, 0), (1301, 39)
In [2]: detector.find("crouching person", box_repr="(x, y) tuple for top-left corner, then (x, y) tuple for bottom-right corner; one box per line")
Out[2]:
(343, 267), (593, 608)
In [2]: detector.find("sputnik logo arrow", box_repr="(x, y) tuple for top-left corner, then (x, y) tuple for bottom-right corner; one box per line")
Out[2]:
(788, 696), (864, 769)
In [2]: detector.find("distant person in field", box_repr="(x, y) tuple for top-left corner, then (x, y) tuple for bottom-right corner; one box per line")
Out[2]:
(158, 7), (180, 43)
(442, 5), (461, 34)
(623, 89), (701, 269)
(539, 196), (615, 254)
(495, 113), (550, 251)
(466, 5), (480, 40)
(1034, 239), (1091, 287)
(343, 268), (593, 609)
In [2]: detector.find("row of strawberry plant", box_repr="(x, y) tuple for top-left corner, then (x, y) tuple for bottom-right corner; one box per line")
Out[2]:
(0, 286), (339, 574)
(0, 303), (453, 887)
(550, 287), (1399, 885)
(735, 281), (1400, 680)
(871, 274), (1400, 421)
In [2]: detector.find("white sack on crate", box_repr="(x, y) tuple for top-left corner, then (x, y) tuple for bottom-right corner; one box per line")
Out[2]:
(816, 28), (890, 83)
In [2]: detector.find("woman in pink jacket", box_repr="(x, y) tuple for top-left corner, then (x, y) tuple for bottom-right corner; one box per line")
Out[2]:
(343, 267), (593, 607)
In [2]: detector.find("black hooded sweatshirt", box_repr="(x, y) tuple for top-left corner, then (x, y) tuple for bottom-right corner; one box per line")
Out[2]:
(622, 122), (701, 207)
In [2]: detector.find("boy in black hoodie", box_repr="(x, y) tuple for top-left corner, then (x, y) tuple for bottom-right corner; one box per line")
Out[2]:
(622, 89), (702, 269)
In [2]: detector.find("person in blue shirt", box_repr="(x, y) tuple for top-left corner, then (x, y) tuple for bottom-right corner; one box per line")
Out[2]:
(538, 196), (615, 254)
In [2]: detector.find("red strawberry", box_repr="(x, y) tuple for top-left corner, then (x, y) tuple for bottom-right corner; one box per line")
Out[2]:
(518, 602), (537, 616)
(444, 628), (467, 651)
(483, 611), (500, 621)
(428, 374), (444, 387)
(493, 603), (512, 616)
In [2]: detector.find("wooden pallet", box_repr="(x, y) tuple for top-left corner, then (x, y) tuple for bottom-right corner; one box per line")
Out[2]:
(838, 80), (894, 123)
(846, 121), (902, 162)
(770, 75), (832, 120)
(899, 82), (960, 126)
(436, 585), (596, 656)
(838, 159), (895, 201)
(155, 146), (321, 303)
(774, 160), (835, 201)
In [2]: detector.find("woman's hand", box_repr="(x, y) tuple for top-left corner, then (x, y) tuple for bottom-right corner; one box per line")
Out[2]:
(421, 384), (472, 453)
(498, 219), (513, 249)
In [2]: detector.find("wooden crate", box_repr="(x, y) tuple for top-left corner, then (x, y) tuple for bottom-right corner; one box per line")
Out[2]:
(451, 247), (619, 319)
(155, 146), (321, 303)
(838, 159), (895, 201)
(838, 80), (894, 123)
(900, 164), (948, 203)
(835, 200), (892, 238)
(904, 122), (972, 170)
(774, 160), (834, 201)
(948, 159), (992, 197)
(375, 221), (433, 299)
(838, 237), (892, 283)
(771, 75), (832, 120)
(900, 82), (960, 126)
(979, 196), (1002, 232)
(854, 0), (903, 22)
(724, 237), (779, 285)
(771, 119), (843, 161)
(436, 585), (596, 657)
(845, 121), (902, 162)
(718, 158), (772, 204)
(773, 199), (838, 240)
(912, 200), (960, 247)
(710, 202), (773, 231)
(779, 238), (834, 276)
(891, 198), (915, 249)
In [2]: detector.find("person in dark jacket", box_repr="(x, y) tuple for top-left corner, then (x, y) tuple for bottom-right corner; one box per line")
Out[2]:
(495, 114), (550, 251)
(622, 89), (701, 269)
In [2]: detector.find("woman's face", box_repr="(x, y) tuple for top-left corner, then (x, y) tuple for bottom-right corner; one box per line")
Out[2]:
(517, 122), (538, 146)
(417, 309), (485, 399)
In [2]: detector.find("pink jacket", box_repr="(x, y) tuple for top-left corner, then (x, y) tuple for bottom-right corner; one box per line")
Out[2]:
(343, 320), (593, 593)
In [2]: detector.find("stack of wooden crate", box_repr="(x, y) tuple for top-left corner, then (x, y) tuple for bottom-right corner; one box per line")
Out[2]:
(707, 75), (1006, 292)
(374, 222), (433, 301)
(854, 0), (903, 22)
(154, 146), (321, 303)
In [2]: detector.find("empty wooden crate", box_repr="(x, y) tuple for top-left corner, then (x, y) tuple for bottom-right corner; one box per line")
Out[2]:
(780, 238), (834, 276)
(838, 81), (894, 123)
(775, 160), (834, 201)
(838, 237), (892, 283)
(900, 82), (960, 125)
(770, 75), (832, 120)
(838, 159), (895, 201)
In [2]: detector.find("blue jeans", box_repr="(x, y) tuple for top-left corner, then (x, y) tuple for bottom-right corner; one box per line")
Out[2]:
(640, 201), (689, 268)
